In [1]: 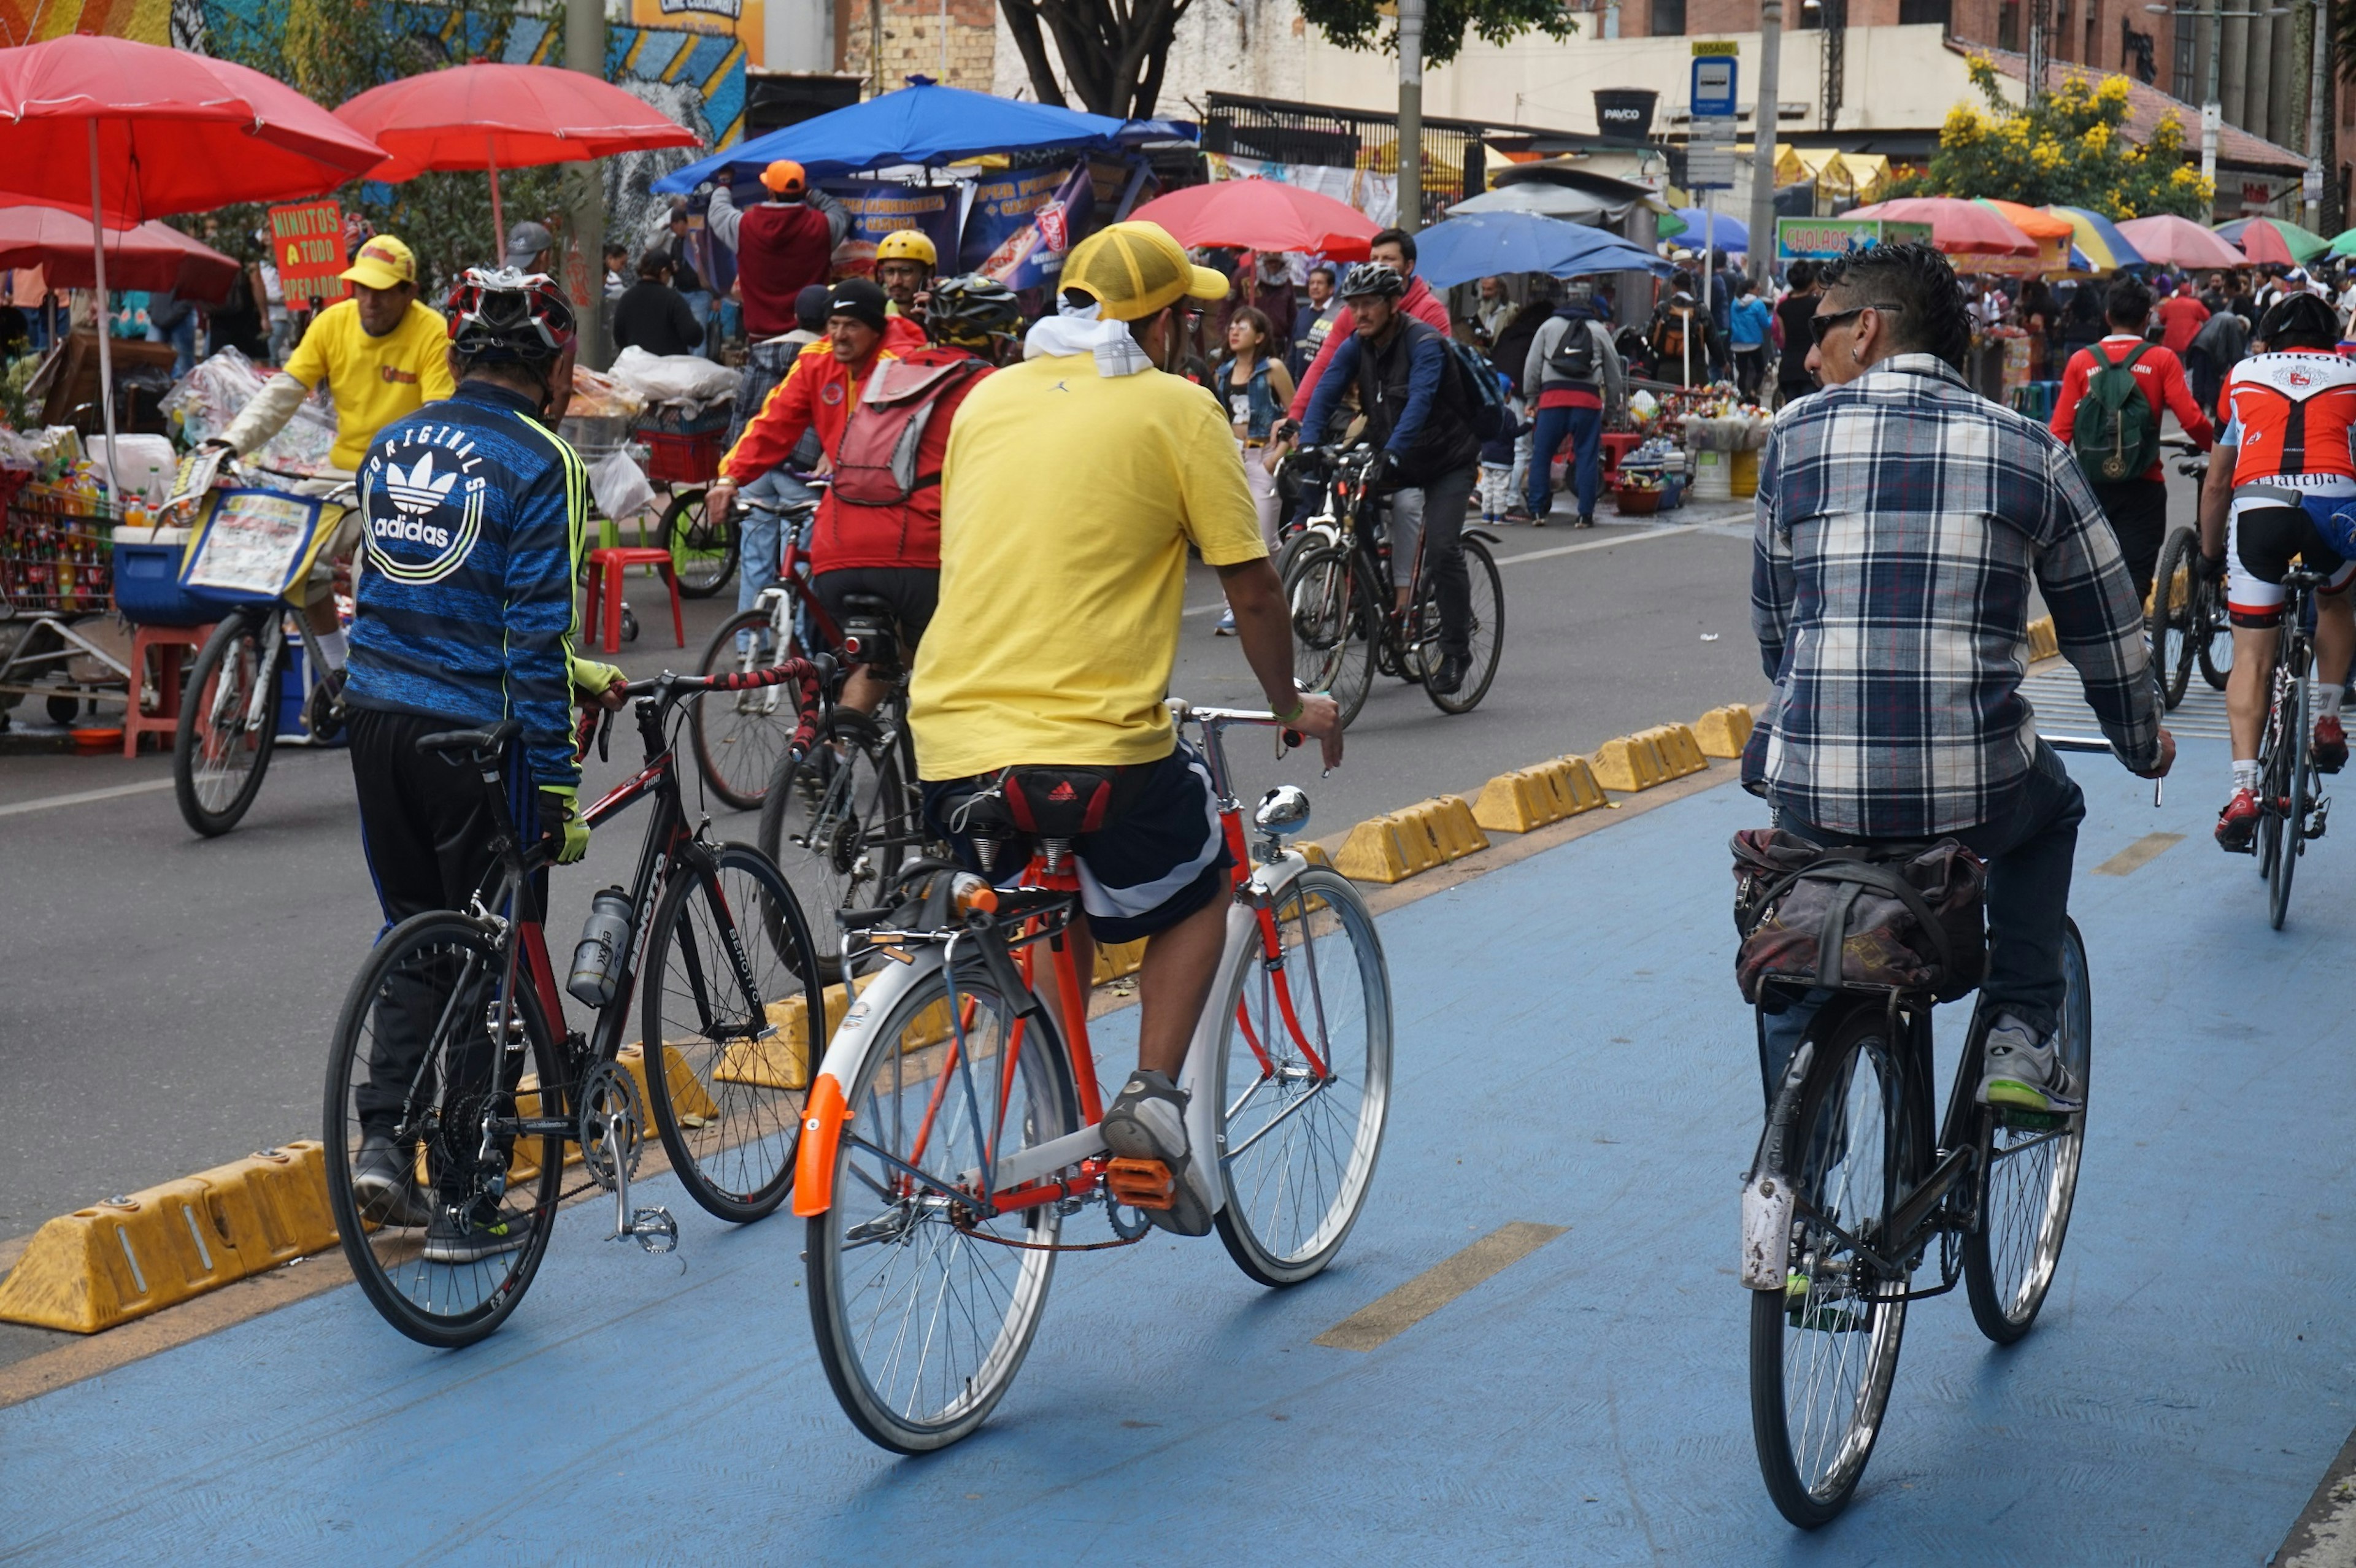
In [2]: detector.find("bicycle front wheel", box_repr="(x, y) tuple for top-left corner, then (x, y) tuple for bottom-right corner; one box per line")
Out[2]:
(1213, 866), (1393, 1286)
(1282, 542), (1375, 728)
(755, 713), (909, 980)
(2147, 528), (2195, 711)
(639, 844), (825, 1222)
(323, 913), (563, 1349)
(806, 969), (1078, 1453)
(1965, 918), (2090, 1343)
(664, 486), (737, 598)
(1425, 534), (1504, 715)
(173, 609), (280, 837)
(690, 607), (800, 812)
(1751, 1003), (1911, 1529)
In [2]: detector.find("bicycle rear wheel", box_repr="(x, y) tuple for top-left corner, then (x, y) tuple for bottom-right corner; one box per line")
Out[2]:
(639, 844), (825, 1221)
(1965, 919), (2090, 1343)
(1282, 542), (1375, 727)
(755, 712), (909, 980)
(663, 486), (737, 598)
(1213, 866), (1392, 1286)
(806, 968), (1077, 1453)
(2269, 657), (2309, 928)
(690, 607), (800, 812)
(323, 913), (563, 1349)
(1425, 534), (1503, 715)
(173, 609), (280, 837)
(1751, 1004), (1911, 1529)
(2147, 529), (2196, 711)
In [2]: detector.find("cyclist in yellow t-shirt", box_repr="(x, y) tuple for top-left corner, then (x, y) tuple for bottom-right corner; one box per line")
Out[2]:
(209, 234), (456, 690)
(909, 220), (1344, 1239)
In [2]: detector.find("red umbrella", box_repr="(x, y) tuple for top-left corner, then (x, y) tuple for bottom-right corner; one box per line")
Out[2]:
(0, 207), (242, 300)
(2114, 215), (2246, 271)
(1845, 198), (2038, 258)
(1127, 179), (1379, 260)
(0, 34), (387, 478)
(336, 64), (699, 252)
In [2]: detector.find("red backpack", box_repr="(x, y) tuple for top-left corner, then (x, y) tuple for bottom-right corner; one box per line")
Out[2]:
(830, 356), (988, 508)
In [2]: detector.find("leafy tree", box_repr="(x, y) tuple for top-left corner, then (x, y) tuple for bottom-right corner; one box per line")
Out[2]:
(1919, 56), (2211, 220)
(998, 0), (1575, 119)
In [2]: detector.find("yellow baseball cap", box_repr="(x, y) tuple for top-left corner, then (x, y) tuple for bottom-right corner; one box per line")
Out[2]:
(1059, 221), (1231, 323)
(341, 234), (417, 291)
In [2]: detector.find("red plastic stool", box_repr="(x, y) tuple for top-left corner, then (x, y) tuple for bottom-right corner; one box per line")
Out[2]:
(583, 547), (684, 654)
(1600, 430), (1644, 490)
(121, 621), (215, 757)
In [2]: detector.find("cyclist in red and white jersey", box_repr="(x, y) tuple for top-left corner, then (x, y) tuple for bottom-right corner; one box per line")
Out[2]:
(2199, 293), (2356, 850)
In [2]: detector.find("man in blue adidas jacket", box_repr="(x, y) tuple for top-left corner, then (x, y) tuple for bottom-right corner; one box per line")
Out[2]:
(340, 269), (622, 1259)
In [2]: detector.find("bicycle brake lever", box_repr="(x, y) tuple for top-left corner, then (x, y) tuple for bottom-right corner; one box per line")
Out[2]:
(597, 704), (615, 764)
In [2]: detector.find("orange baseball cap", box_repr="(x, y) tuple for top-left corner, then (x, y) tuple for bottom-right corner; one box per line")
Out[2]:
(761, 160), (807, 196)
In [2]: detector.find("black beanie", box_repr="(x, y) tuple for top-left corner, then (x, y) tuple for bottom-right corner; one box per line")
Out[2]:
(826, 277), (888, 333)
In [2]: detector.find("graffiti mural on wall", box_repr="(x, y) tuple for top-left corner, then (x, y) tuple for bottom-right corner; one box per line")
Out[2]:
(0, 0), (172, 45)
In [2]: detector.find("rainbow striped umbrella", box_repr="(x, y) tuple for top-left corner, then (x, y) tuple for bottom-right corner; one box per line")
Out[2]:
(2044, 206), (2144, 271)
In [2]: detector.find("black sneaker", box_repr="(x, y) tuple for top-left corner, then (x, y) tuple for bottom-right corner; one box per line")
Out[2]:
(1427, 650), (1471, 697)
(1098, 1069), (1212, 1237)
(1573, 513), (1596, 530)
(422, 1203), (536, 1265)
(352, 1134), (433, 1228)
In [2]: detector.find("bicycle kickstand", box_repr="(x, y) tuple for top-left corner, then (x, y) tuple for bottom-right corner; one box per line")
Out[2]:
(602, 1114), (679, 1255)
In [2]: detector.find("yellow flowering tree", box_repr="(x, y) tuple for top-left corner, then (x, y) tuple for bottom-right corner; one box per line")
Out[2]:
(1909, 57), (2212, 218)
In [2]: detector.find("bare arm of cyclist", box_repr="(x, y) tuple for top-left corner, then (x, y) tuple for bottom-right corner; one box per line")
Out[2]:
(1217, 558), (1344, 771)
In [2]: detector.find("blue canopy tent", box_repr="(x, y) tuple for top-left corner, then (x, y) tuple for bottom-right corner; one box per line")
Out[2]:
(653, 79), (1190, 190)
(1414, 211), (1672, 289)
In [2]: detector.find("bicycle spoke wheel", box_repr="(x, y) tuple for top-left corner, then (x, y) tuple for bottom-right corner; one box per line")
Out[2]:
(173, 611), (280, 837)
(807, 970), (1076, 1453)
(664, 487), (737, 598)
(2258, 668), (2287, 883)
(1282, 543), (1375, 728)
(690, 607), (801, 812)
(755, 715), (909, 980)
(640, 845), (825, 1221)
(1213, 866), (1392, 1286)
(1426, 534), (1504, 715)
(1965, 920), (2090, 1343)
(323, 913), (561, 1349)
(2147, 529), (2195, 710)
(2273, 666), (2311, 929)
(1751, 1007), (1910, 1529)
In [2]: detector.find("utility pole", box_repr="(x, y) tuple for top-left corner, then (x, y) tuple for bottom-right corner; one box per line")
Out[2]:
(1398, 0), (1425, 234)
(1750, 0), (1782, 284)
(2203, 0), (2223, 191)
(2309, 0), (2329, 228)
(564, 0), (609, 371)
(2327, 0), (2343, 231)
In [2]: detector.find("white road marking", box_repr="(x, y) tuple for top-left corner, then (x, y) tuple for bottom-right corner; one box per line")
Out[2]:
(0, 777), (177, 818)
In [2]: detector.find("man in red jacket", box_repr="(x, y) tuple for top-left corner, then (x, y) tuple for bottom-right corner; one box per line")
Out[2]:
(707, 159), (850, 339)
(1286, 226), (1451, 421)
(2154, 279), (2211, 356)
(2050, 276), (2214, 600)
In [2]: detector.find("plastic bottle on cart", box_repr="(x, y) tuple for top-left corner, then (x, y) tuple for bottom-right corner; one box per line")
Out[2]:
(566, 888), (636, 1009)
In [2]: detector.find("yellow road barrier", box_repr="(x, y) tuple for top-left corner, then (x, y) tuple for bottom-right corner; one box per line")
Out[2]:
(2027, 615), (2059, 661)
(1694, 704), (1755, 758)
(1471, 756), (1607, 834)
(1334, 795), (1490, 883)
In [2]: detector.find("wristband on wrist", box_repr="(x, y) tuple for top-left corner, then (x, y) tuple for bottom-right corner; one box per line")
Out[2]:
(1274, 698), (1305, 726)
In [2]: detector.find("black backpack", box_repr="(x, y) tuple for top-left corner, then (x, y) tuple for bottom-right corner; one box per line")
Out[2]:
(1547, 317), (1601, 382)
(1440, 334), (1508, 442)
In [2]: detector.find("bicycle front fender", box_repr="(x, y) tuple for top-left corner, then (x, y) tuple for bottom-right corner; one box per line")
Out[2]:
(792, 944), (945, 1218)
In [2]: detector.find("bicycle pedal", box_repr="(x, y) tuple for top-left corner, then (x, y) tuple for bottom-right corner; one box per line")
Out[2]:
(1104, 1157), (1177, 1211)
(1995, 1106), (2067, 1134)
(618, 1205), (679, 1254)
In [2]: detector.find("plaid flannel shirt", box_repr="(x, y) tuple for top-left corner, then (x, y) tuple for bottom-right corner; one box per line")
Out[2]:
(1747, 353), (2160, 837)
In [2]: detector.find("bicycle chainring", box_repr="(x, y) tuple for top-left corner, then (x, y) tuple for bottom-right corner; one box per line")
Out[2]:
(577, 1060), (644, 1193)
(1103, 1186), (1153, 1241)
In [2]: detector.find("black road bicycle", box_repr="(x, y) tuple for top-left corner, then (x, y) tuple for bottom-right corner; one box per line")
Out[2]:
(323, 663), (825, 1348)
(2251, 564), (2333, 929)
(1279, 445), (1505, 724)
(1746, 736), (2123, 1527)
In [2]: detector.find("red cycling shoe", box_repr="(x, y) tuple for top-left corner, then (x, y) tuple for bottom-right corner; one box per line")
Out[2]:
(2314, 715), (2348, 774)
(2216, 787), (2261, 853)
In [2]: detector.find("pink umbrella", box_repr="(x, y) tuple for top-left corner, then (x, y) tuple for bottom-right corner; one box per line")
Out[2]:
(336, 64), (699, 253)
(0, 206), (242, 299)
(2114, 215), (2246, 271)
(1845, 198), (2038, 257)
(1126, 179), (1379, 259)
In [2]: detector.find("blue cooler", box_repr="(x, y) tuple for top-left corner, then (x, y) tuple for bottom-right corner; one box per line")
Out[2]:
(111, 526), (212, 626)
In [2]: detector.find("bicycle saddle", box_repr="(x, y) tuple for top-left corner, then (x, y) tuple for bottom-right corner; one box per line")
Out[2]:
(417, 718), (520, 763)
(838, 592), (896, 618)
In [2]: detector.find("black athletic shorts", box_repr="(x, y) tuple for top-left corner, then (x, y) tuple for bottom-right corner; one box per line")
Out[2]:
(810, 566), (939, 651)
(920, 741), (1233, 945)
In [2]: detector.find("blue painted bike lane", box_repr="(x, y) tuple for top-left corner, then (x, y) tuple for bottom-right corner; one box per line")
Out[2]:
(6, 742), (2354, 1566)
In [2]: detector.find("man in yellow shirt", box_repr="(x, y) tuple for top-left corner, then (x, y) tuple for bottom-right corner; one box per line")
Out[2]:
(909, 220), (1343, 1237)
(212, 234), (455, 685)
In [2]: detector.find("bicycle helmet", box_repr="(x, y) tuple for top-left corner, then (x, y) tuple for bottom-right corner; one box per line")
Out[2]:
(875, 229), (938, 268)
(925, 272), (1021, 348)
(1338, 261), (1407, 301)
(2256, 291), (2341, 352)
(445, 267), (577, 365)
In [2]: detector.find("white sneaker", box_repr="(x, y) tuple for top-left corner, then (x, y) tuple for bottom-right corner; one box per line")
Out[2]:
(1212, 608), (1238, 637)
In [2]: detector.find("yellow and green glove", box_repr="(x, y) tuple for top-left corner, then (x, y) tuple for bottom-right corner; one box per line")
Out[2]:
(537, 787), (590, 865)
(569, 655), (626, 705)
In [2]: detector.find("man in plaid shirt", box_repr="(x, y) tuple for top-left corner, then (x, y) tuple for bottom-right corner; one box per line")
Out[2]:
(1747, 243), (2174, 1114)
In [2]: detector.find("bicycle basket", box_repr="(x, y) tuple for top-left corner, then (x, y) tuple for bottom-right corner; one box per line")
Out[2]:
(1730, 829), (1987, 1004)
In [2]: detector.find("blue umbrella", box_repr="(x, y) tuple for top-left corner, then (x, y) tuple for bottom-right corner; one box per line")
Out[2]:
(653, 80), (1186, 191)
(1670, 207), (1748, 252)
(1414, 211), (1671, 288)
